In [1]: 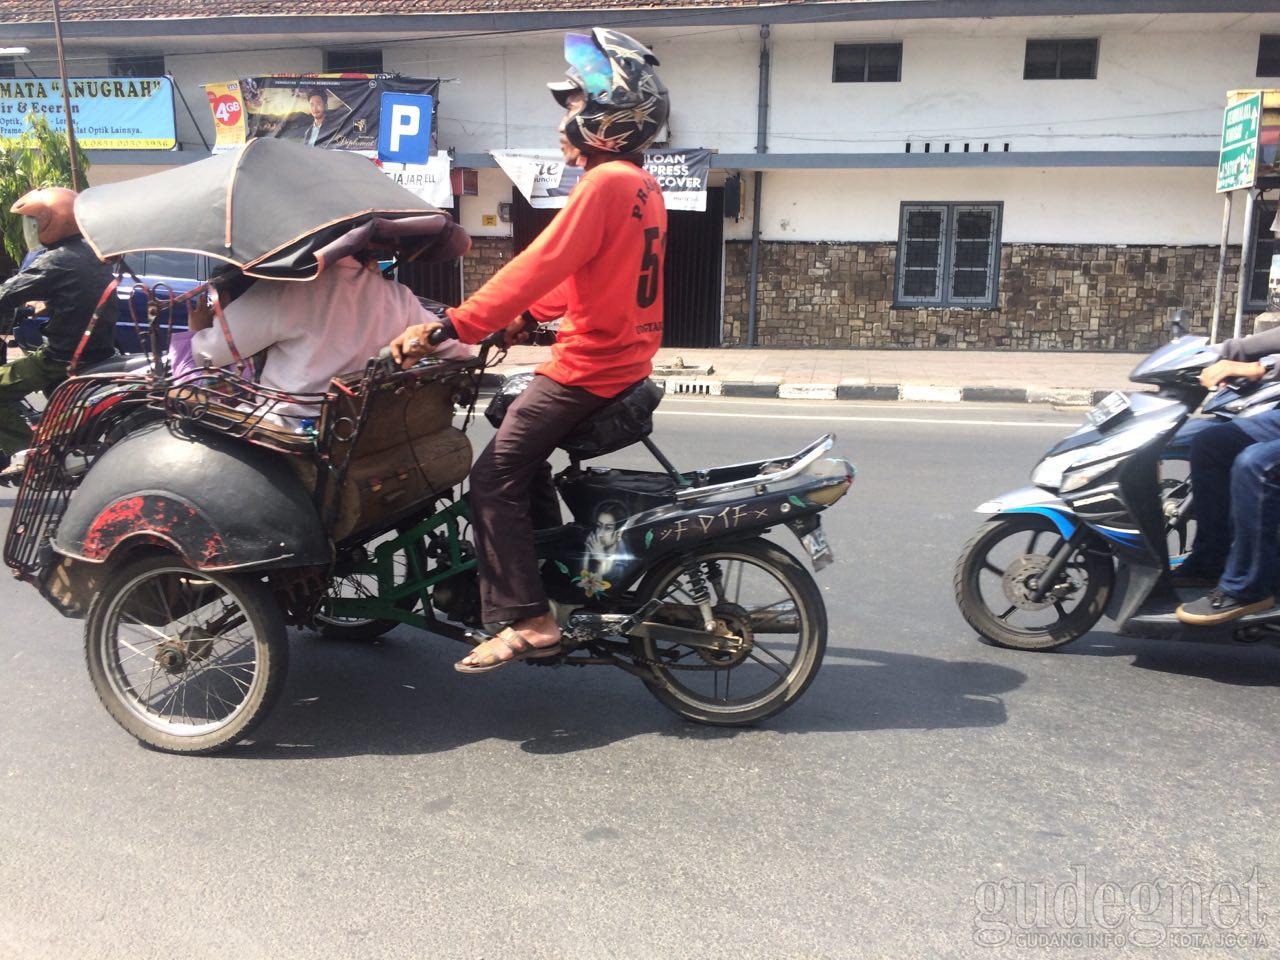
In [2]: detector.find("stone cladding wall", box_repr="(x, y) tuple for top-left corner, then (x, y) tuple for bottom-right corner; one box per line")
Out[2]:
(461, 236), (514, 298)
(723, 241), (1248, 351)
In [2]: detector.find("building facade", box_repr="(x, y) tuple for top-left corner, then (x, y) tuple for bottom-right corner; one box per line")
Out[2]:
(2, 0), (1278, 350)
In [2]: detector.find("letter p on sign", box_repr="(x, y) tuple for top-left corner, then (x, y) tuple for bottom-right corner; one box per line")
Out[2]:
(378, 92), (433, 164)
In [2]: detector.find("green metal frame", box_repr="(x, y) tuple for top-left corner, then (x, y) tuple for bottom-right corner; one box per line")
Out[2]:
(321, 497), (476, 629)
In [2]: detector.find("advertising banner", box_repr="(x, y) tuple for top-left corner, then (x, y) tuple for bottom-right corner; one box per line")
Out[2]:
(204, 75), (440, 154)
(0, 76), (176, 149)
(205, 79), (247, 153)
(491, 148), (713, 211)
(381, 151), (454, 208)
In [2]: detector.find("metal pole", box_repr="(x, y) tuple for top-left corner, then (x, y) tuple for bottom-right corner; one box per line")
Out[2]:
(1210, 192), (1233, 343)
(1233, 188), (1258, 340)
(745, 24), (770, 348)
(51, 0), (80, 191)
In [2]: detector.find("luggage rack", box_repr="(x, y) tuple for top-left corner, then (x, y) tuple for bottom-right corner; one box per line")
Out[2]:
(3, 373), (152, 582)
(159, 369), (329, 456)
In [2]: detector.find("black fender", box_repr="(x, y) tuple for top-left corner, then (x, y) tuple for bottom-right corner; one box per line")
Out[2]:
(54, 422), (330, 571)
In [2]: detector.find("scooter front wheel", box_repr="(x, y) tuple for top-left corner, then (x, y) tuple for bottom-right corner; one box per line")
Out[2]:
(954, 515), (1113, 651)
(85, 554), (289, 754)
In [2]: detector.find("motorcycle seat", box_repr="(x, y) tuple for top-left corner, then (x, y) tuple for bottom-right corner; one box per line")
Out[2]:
(80, 353), (151, 376)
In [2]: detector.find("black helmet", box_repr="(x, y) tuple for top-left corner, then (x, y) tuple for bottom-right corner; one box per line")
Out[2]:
(550, 28), (670, 156)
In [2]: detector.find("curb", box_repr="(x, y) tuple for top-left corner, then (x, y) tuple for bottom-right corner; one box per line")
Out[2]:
(484, 369), (1113, 406)
(702, 379), (1113, 406)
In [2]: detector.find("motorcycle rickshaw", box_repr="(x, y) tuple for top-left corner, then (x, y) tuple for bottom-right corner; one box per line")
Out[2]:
(3, 139), (857, 754)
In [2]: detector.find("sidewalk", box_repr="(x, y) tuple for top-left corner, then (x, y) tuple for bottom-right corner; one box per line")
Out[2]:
(498, 345), (1146, 405)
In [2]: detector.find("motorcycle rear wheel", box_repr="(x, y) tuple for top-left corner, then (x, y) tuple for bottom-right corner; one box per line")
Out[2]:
(631, 538), (827, 726)
(85, 554), (288, 754)
(954, 514), (1113, 651)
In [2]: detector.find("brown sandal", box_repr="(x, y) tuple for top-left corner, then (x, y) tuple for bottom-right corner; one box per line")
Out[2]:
(454, 629), (562, 674)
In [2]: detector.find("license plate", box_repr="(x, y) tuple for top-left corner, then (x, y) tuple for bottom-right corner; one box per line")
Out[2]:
(1086, 390), (1131, 429)
(801, 524), (835, 571)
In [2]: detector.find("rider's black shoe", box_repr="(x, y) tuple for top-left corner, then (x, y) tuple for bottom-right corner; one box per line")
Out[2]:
(1176, 588), (1275, 625)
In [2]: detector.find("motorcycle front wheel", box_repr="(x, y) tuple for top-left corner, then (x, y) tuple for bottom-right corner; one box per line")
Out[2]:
(85, 554), (288, 754)
(954, 514), (1113, 651)
(631, 538), (827, 726)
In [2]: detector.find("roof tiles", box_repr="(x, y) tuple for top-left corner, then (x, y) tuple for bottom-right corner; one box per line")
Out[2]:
(0, 0), (815, 24)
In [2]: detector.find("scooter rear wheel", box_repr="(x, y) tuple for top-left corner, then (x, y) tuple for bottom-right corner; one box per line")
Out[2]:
(85, 554), (288, 754)
(954, 515), (1113, 651)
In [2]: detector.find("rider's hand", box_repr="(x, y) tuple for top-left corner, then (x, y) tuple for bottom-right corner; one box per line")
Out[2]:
(1200, 359), (1267, 389)
(502, 315), (534, 346)
(390, 322), (442, 369)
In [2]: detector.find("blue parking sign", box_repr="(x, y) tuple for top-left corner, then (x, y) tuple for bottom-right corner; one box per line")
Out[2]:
(378, 92), (433, 164)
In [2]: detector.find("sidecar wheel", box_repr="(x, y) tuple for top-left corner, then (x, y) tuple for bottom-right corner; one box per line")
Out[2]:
(954, 515), (1113, 651)
(631, 538), (827, 726)
(85, 554), (288, 754)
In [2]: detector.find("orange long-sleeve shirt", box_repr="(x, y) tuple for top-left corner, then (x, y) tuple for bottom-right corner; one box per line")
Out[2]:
(447, 157), (667, 398)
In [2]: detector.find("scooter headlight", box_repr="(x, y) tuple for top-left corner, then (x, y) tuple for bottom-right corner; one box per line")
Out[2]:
(1030, 450), (1077, 491)
(1059, 456), (1125, 494)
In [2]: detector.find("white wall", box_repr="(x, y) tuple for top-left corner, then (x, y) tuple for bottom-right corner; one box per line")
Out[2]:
(738, 166), (1250, 245)
(767, 20), (1277, 155)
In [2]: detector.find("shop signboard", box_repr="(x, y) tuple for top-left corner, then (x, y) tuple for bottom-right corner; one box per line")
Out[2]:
(0, 76), (175, 149)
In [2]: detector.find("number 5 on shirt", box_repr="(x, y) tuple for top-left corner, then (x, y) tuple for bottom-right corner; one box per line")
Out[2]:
(636, 226), (664, 308)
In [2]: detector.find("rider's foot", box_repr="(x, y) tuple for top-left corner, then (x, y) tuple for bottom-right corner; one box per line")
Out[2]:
(455, 615), (562, 674)
(1176, 589), (1275, 625)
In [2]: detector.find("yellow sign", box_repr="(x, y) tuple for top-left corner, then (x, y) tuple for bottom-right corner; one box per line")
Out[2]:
(204, 80), (246, 152)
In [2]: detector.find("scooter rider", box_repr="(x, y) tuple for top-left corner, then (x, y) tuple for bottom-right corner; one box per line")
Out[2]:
(1175, 325), (1280, 625)
(389, 27), (669, 673)
(0, 187), (118, 478)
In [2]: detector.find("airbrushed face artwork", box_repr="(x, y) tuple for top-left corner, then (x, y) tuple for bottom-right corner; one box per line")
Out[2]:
(575, 501), (629, 598)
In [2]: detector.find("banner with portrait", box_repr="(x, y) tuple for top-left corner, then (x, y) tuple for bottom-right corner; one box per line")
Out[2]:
(203, 75), (440, 154)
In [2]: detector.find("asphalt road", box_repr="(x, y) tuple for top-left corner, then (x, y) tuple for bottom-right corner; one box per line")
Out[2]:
(1, 397), (1276, 960)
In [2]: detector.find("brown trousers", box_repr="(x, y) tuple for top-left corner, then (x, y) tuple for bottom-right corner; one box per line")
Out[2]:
(469, 374), (610, 623)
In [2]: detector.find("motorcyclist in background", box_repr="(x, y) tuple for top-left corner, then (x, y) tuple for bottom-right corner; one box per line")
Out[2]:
(1175, 324), (1280, 625)
(0, 187), (118, 480)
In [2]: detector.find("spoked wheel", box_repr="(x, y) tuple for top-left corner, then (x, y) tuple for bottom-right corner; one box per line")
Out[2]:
(314, 533), (424, 642)
(85, 554), (288, 754)
(954, 514), (1113, 651)
(631, 538), (827, 726)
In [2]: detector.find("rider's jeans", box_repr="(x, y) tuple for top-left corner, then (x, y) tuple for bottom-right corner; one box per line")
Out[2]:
(1188, 420), (1280, 601)
(0, 349), (67, 454)
(469, 373), (610, 624)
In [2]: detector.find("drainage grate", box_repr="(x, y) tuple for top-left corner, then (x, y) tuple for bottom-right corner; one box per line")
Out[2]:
(663, 377), (722, 396)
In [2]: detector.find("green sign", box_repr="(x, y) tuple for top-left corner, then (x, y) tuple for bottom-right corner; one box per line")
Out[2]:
(1217, 92), (1261, 193)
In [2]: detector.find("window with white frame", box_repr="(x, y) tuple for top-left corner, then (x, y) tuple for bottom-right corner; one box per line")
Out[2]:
(895, 203), (1002, 308)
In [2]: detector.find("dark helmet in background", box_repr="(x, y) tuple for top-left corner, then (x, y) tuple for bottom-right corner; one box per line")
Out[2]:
(550, 28), (670, 156)
(10, 186), (80, 247)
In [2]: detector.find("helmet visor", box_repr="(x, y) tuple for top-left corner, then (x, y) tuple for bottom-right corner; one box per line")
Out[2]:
(20, 216), (39, 252)
(564, 33), (612, 97)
